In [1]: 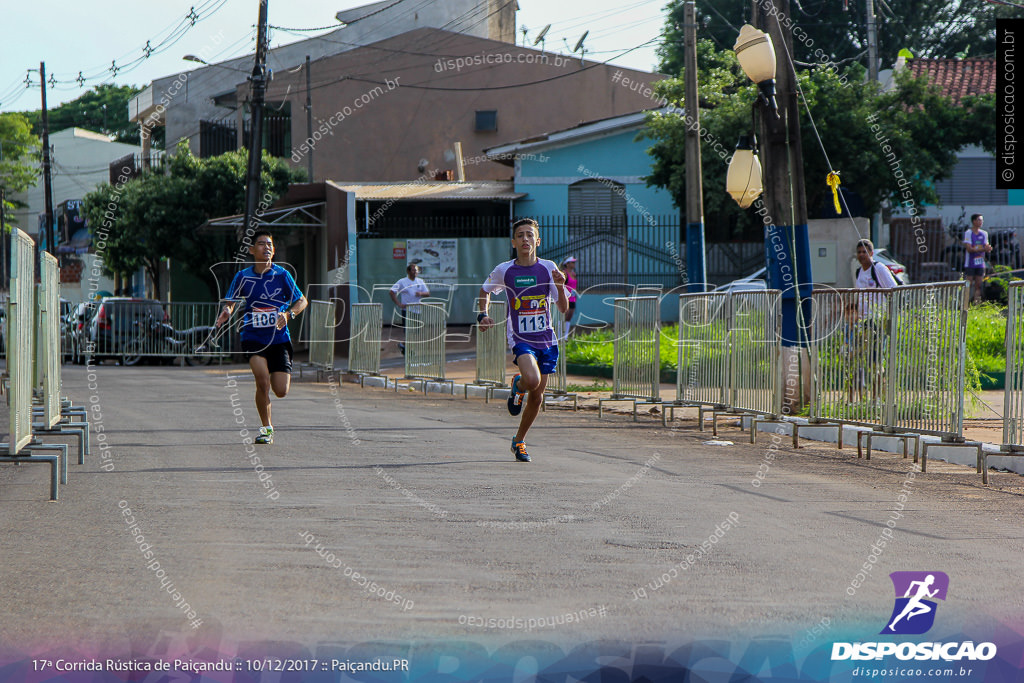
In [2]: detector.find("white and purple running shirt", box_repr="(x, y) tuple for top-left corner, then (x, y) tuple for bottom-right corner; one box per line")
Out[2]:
(482, 259), (561, 349)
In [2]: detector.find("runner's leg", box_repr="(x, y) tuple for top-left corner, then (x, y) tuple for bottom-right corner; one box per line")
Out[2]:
(514, 353), (547, 443)
(270, 371), (290, 398)
(250, 355), (273, 427)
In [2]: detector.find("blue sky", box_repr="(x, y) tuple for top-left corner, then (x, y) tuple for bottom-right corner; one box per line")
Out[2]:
(1, 0), (668, 111)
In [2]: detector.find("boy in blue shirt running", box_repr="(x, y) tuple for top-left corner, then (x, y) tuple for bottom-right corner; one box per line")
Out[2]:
(216, 231), (308, 444)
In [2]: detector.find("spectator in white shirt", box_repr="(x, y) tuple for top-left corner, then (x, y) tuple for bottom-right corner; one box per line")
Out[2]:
(389, 264), (430, 354)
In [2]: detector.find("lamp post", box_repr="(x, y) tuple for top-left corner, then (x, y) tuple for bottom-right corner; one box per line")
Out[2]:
(729, 10), (812, 351)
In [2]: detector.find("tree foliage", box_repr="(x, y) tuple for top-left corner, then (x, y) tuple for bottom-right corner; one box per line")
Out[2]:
(20, 84), (163, 148)
(0, 112), (40, 231)
(658, 0), (1024, 75)
(642, 40), (994, 241)
(82, 144), (306, 299)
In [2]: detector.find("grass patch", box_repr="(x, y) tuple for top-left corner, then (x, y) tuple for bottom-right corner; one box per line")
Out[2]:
(965, 303), (1007, 377)
(566, 378), (613, 392)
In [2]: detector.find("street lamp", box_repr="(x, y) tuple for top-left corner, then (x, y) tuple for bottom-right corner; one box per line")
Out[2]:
(726, 135), (763, 209)
(733, 24), (778, 114)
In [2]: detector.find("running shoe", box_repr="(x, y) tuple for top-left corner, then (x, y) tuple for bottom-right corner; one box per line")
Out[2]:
(255, 426), (274, 444)
(507, 374), (524, 416)
(511, 437), (531, 462)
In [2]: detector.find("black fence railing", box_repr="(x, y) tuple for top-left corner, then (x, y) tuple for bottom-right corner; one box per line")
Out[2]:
(357, 215), (510, 238)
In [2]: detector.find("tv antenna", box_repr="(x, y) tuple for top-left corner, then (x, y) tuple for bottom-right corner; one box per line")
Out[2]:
(564, 30), (588, 65)
(533, 24), (551, 52)
(520, 24), (529, 45)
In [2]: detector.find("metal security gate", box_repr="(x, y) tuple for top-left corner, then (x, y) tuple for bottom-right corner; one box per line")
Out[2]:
(1005, 282), (1024, 451)
(468, 300), (506, 400)
(599, 296), (661, 420)
(729, 290), (782, 418)
(810, 288), (896, 429)
(887, 282), (967, 439)
(347, 303), (382, 378)
(542, 306), (578, 410)
(676, 292), (730, 407)
(0, 230), (61, 500)
(403, 300), (452, 392)
(37, 253), (61, 429)
(8, 230), (35, 452)
(306, 299), (337, 375)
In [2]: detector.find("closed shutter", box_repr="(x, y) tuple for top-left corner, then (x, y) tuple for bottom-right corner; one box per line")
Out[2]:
(569, 179), (627, 227)
(934, 158), (1007, 205)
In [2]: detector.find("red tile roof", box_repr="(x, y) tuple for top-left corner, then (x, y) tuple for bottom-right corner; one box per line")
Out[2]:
(904, 58), (995, 103)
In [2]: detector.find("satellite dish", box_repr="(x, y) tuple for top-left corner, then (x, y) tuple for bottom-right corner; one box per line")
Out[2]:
(533, 24), (550, 46)
(573, 30), (589, 53)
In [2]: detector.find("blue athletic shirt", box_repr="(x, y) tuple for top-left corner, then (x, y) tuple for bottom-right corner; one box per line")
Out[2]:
(226, 264), (304, 345)
(482, 259), (560, 350)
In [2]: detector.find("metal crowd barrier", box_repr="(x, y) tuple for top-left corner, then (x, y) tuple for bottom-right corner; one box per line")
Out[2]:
(729, 290), (782, 416)
(36, 254), (61, 427)
(887, 283), (967, 439)
(667, 292), (730, 427)
(599, 296), (662, 422)
(305, 299), (337, 379)
(466, 300), (506, 400)
(1004, 281), (1024, 453)
(87, 301), (227, 365)
(402, 299), (453, 394)
(970, 281), (1024, 483)
(31, 253), (90, 466)
(809, 288), (893, 429)
(542, 305), (578, 410)
(0, 230), (62, 500)
(348, 302), (383, 383)
(806, 284), (969, 464)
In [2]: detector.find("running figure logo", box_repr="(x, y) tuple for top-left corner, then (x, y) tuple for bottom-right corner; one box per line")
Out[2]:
(881, 571), (949, 635)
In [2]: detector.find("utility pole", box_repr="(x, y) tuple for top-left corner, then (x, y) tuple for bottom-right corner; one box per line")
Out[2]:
(866, 0), (879, 83)
(0, 187), (6, 285)
(241, 0), (270, 244)
(40, 61), (56, 255)
(752, 0), (812, 350)
(305, 55), (314, 182)
(866, 0), (881, 244)
(683, 1), (706, 292)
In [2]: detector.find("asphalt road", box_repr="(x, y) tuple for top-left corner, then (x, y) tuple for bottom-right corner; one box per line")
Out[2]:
(1, 364), (1023, 655)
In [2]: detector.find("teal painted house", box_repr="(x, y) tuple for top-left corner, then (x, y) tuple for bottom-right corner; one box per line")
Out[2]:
(484, 109), (684, 323)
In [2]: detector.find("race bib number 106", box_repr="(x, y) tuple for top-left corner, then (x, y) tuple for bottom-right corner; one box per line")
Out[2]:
(251, 308), (278, 328)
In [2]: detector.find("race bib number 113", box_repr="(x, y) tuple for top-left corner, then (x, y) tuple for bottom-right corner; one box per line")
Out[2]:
(517, 310), (547, 333)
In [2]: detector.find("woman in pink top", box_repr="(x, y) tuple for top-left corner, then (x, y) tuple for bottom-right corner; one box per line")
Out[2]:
(561, 257), (578, 339)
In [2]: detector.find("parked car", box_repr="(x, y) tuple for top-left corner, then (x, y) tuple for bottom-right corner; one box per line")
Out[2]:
(712, 267), (768, 293)
(849, 248), (911, 285)
(63, 302), (97, 364)
(84, 298), (168, 363)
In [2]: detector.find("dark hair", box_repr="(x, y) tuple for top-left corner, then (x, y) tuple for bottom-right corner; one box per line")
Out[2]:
(856, 238), (874, 252)
(971, 213), (983, 223)
(512, 218), (540, 237)
(406, 264), (419, 273)
(251, 230), (273, 243)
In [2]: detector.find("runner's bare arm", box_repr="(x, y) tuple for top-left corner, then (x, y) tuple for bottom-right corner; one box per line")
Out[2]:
(552, 268), (569, 314)
(477, 287), (494, 331)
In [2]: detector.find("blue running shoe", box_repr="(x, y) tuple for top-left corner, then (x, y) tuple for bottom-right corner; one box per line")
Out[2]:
(511, 437), (531, 462)
(507, 374), (525, 416)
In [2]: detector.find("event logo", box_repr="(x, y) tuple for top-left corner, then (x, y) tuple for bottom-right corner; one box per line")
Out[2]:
(882, 571), (949, 635)
(832, 570), (995, 663)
